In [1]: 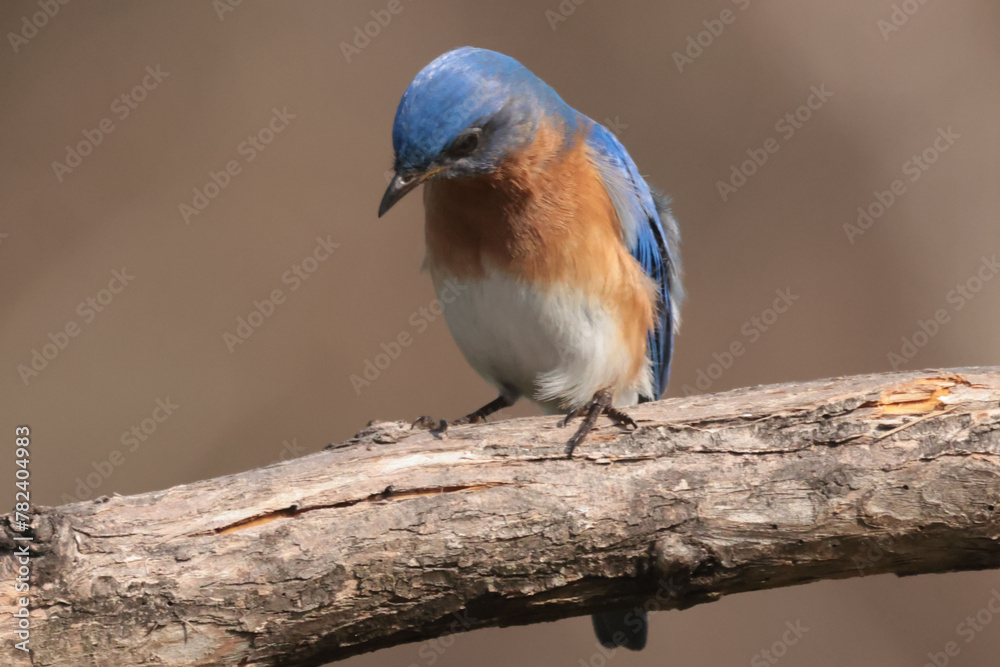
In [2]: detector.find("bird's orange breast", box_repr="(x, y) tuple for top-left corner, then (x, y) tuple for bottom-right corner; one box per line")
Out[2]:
(423, 120), (656, 384)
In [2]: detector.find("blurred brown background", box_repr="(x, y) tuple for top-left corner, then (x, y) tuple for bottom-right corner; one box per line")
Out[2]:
(2, 0), (999, 665)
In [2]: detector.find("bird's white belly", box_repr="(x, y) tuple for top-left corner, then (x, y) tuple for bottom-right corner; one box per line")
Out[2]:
(431, 268), (648, 413)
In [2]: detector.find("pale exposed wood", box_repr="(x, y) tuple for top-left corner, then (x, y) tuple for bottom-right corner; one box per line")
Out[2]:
(3, 368), (1000, 666)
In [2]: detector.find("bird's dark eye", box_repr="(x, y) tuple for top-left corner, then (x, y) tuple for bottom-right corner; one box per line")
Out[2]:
(448, 129), (481, 158)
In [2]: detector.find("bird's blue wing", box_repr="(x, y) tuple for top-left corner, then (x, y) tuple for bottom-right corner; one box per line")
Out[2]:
(586, 122), (683, 400)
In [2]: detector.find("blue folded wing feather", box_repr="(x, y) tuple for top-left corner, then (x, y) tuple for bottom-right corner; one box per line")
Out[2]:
(585, 122), (683, 401)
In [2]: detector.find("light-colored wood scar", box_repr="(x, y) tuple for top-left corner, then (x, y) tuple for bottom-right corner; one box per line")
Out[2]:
(423, 119), (656, 382)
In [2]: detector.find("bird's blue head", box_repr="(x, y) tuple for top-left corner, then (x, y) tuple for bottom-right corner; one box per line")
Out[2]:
(378, 47), (578, 217)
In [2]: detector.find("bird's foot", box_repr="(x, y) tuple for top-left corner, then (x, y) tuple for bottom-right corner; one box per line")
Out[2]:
(411, 395), (514, 433)
(411, 416), (449, 433)
(562, 403), (636, 428)
(563, 391), (639, 457)
(456, 394), (513, 424)
(564, 388), (616, 458)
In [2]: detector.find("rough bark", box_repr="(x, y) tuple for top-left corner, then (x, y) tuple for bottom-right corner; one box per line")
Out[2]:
(3, 368), (1000, 666)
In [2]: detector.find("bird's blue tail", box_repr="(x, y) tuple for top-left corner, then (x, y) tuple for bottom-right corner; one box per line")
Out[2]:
(591, 608), (647, 651)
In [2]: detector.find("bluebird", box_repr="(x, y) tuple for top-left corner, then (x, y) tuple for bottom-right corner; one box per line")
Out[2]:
(378, 47), (682, 651)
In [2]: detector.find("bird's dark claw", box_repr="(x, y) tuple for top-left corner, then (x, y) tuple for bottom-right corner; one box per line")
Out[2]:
(412, 396), (513, 433)
(411, 416), (448, 432)
(605, 406), (638, 430)
(560, 407), (585, 428)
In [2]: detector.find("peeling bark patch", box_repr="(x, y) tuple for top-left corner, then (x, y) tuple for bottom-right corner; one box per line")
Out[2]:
(878, 375), (968, 415)
(215, 507), (301, 534)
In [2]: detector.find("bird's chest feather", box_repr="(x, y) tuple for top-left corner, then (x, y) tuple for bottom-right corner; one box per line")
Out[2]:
(421, 135), (655, 410)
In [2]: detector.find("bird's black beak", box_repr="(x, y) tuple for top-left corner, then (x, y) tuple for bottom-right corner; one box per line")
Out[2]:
(378, 172), (422, 218)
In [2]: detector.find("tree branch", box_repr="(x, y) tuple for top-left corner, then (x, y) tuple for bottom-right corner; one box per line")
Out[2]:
(4, 368), (1000, 666)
